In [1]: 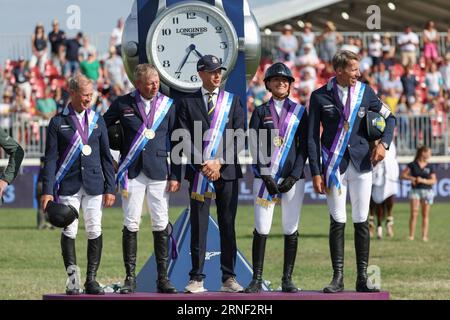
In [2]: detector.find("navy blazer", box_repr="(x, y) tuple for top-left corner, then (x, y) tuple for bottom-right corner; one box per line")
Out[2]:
(103, 92), (181, 181)
(249, 99), (308, 180)
(176, 90), (245, 182)
(42, 108), (115, 196)
(308, 80), (396, 176)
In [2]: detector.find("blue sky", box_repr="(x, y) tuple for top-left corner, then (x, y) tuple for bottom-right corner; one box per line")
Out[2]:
(0, 0), (134, 35)
(0, 0), (263, 35)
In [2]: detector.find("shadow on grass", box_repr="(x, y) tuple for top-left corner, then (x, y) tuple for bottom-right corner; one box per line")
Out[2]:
(0, 225), (45, 230)
(239, 233), (329, 239)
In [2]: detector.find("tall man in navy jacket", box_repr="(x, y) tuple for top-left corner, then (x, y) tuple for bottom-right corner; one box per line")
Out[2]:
(308, 51), (396, 293)
(103, 64), (180, 294)
(176, 55), (246, 293)
(41, 74), (116, 295)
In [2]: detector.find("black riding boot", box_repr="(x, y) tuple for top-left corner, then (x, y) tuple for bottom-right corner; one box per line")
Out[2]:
(61, 234), (80, 295)
(245, 230), (267, 293)
(355, 221), (380, 292)
(282, 231), (299, 293)
(153, 226), (177, 293)
(120, 227), (137, 294)
(84, 235), (105, 295)
(323, 218), (345, 293)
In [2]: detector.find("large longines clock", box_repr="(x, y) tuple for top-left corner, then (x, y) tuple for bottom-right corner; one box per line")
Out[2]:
(122, 0), (261, 95)
(147, 1), (238, 92)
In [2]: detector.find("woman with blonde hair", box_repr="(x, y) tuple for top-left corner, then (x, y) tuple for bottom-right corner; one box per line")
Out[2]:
(401, 146), (437, 241)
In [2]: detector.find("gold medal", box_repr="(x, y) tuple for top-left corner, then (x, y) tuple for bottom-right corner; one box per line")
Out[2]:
(144, 129), (155, 140)
(273, 136), (284, 147)
(82, 145), (92, 156)
(343, 121), (349, 132)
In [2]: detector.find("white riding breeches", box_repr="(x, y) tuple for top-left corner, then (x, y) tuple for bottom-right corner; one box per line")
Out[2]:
(253, 178), (305, 235)
(122, 172), (169, 232)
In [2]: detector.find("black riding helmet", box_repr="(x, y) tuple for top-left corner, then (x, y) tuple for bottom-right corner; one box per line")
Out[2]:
(45, 201), (79, 228)
(264, 62), (295, 90)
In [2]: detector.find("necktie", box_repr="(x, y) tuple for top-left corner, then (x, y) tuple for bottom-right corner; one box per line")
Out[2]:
(206, 92), (215, 119)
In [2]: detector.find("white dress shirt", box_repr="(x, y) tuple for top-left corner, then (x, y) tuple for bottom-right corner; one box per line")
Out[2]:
(273, 98), (284, 116)
(140, 94), (153, 115)
(336, 83), (349, 107)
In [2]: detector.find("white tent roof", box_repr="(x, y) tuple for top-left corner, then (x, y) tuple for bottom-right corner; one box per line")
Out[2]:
(248, 0), (342, 28)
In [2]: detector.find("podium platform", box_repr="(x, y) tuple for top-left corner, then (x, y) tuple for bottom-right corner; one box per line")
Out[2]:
(43, 291), (389, 300)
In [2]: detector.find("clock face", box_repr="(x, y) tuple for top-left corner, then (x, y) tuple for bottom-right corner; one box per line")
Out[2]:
(147, 2), (238, 92)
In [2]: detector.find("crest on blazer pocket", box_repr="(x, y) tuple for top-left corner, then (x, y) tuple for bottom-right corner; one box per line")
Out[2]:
(358, 108), (366, 118)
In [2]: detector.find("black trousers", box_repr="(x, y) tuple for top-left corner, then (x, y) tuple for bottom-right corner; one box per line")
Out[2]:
(188, 179), (239, 283)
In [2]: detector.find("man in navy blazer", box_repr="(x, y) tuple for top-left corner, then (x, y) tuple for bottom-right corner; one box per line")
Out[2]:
(41, 74), (116, 295)
(176, 55), (245, 293)
(103, 64), (180, 294)
(308, 50), (395, 293)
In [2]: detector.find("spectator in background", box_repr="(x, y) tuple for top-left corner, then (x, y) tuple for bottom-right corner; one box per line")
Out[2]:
(381, 33), (396, 68)
(110, 18), (124, 56)
(277, 24), (298, 62)
(0, 128), (24, 199)
(296, 43), (319, 69)
(446, 27), (450, 54)
(425, 63), (444, 98)
(12, 57), (32, 102)
(29, 23), (48, 74)
(340, 36), (360, 54)
(298, 67), (316, 95)
(35, 156), (53, 229)
(48, 19), (66, 60)
(247, 72), (269, 111)
(78, 36), (96, 62)
(53, 86), (69, 114)
(36, 87), (57, 119)
(104, 46), (125, 88)
(423, 20), (440, 68)
(401, 146), (436, 242)
(0, 90), (12, 129)
(381, 68), (403, 98)
(80, 52), (101, 85)
(359, 48), (373, 74)
(53, 43), (67, 76)
(64, 32), (83, 77)
(298, 22), (316, 57)
(398, 26), (419, 67)
(401, 64), (419, 105)
(440, 53), (450, 92)
(396, 94), (410, 147)
(317, 21), (343, 63)
(11, 86), (31, 122)
(384, 87), (400, 115)
(410, 91), (426, 115)
(368, 33), (382, 66)
(370, 142), (399, 239)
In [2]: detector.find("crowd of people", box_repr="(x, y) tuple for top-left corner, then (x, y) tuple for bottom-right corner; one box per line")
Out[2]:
(0, 18), (132, 127)
(247, 21), (450, 150)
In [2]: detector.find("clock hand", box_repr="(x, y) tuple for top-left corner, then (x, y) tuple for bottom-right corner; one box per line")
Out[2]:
(193, 48), (204, 59)
(176, 44), (196, 73)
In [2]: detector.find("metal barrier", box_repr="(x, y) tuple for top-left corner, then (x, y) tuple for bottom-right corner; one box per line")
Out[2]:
(0, 114), (49, 159)
(395, 114), (449, 156)
(0, 114), (448, 159)
(0, 32), (110, 63)
(260, 31), (449, 61)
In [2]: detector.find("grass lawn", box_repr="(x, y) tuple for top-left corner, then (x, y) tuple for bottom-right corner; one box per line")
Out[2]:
(1, 203), (449, 300)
